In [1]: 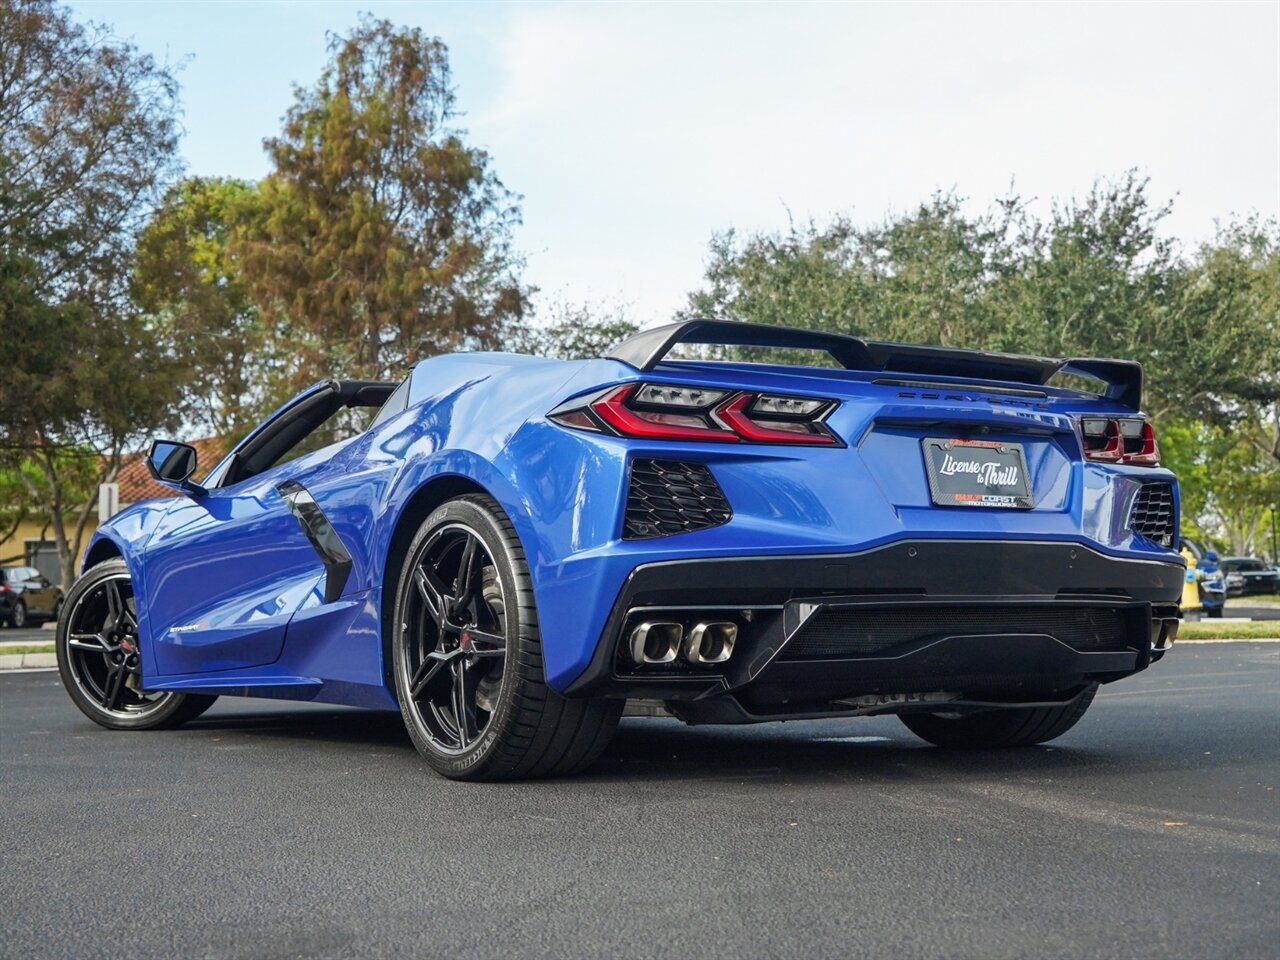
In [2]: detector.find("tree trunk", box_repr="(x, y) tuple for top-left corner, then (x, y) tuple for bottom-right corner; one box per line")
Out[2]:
(29, 441), (75, 588)
(70, 450), (120, 579)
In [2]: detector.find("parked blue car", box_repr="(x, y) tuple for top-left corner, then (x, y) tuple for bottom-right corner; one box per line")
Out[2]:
(57, 321), (1185, 779)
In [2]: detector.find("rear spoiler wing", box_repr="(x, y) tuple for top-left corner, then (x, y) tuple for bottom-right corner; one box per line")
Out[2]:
(606, 319), (1144, 411)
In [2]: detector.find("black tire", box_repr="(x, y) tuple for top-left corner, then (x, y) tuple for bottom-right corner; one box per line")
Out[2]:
(899, 684), (1097, 749)
(56, 559), (217, 731)
(392, 494), (622, 781)
(11, 599), (26, 629)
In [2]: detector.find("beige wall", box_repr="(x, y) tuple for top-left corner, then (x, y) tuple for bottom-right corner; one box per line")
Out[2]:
(0, 515), (100, 577)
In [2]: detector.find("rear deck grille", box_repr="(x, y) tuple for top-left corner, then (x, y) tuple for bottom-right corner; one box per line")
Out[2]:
(781, 605), (1130, 660)
(1129, 483), (1175, 547)
(623, 459), (732, 540)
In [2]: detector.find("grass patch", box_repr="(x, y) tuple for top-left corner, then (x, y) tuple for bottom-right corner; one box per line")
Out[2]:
(1180, 621), (1280, 640)
(1235, 594), (1280, 605)
(0, 643), (55, 655)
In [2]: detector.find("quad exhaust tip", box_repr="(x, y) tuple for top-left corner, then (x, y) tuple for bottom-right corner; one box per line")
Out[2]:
(629, 621), (683, 664)
(628, 620), (739, 665)
(685, 622), (738, 664)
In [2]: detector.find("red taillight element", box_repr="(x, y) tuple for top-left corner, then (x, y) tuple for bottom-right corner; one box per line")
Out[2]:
(592, 386), (739, 443)
(1122, 420), (1161, 466)
(550, 383), (842, 446)
(715, 394), (839, 445)
(1080, 417), (1160, 466)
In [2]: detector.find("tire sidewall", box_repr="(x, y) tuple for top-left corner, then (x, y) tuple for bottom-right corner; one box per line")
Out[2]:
(392, 497), (534, 779)
(12, 599), (25, 628)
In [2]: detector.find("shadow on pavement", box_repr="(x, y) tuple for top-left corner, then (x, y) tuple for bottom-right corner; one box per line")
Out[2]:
(169, 703), (1197, 786)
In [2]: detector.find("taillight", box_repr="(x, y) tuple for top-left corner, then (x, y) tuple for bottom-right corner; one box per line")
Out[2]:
(549, 383), (841, 446)
(1080, 417), (1160, 466)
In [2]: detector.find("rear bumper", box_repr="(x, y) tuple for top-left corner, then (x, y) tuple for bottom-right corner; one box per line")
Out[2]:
(564, 539), (1183, 715)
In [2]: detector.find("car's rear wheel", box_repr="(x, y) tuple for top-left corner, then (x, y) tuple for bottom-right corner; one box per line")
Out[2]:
(899, 684), (1097, 749)
(56, 559), (217, 730)
(11, 599), (26, 628)
(393, 494), (622, 780)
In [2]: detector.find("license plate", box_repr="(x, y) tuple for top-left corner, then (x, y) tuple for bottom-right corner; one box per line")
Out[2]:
(922, 438), (1033, 509)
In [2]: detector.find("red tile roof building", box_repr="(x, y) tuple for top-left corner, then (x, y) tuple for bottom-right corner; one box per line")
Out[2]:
(114, 437), (225, 504)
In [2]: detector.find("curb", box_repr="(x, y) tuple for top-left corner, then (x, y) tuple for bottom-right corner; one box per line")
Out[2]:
(1177, 637), (1280, 644)
(0, 652), (56, 669)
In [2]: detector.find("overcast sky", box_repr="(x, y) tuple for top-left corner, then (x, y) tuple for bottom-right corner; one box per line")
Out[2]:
(73, 1), (1280, 326)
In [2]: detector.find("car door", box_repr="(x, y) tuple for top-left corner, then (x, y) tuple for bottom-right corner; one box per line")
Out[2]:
(140, 455), (336, 676)
(136, 380), (394, 678)
(19, 568), (55, 616)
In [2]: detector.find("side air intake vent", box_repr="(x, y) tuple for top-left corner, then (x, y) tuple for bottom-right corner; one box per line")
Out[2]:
(623, 459), (732, 540)
(1129, 482), (1175, 547)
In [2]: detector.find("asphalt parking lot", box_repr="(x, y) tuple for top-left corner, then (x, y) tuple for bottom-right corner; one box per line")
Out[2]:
(2, 642), (1277, 960)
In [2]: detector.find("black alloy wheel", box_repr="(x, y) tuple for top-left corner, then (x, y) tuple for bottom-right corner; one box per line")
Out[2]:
(56, 559), (216, 730)
(399, 520), (508, 753)
(393, 495), (621, 780)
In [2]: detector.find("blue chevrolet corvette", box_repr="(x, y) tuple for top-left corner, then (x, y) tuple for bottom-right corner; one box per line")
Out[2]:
(56, 320), (1184, 779)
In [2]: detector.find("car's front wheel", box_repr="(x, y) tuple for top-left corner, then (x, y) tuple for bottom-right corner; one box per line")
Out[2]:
(392, 494), (622, 780)
(56, 559), (217, 730)
(899, 684), (1097, 749)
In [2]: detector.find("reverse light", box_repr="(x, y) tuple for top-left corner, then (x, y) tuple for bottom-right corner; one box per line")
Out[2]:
(751, 394), (827, 417)
(1080, 417), (1160, 466)
(633, 384), (727, 408)
(549, 383), (841, 446)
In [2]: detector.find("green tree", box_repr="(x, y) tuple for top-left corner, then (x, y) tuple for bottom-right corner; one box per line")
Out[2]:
(508, 300), (638, 360)
(683, 176), (1280, 549)
(133, 177), (275, 441)
(0, 0), (186, 585)
(235, 16), (529, 387)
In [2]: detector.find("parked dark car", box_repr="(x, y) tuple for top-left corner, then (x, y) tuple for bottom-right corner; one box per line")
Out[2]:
(0, 566), (64, 627)
(1220, 557), (1280, 597)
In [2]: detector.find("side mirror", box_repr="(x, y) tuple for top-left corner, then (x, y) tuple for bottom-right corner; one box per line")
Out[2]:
(146, 440), (206, 497)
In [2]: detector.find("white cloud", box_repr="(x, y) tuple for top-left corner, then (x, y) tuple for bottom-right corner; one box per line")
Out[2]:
(471, 1), (1279, 324)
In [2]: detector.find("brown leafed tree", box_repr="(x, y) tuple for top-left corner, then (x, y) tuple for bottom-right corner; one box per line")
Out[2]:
(235, 16), (529, 386)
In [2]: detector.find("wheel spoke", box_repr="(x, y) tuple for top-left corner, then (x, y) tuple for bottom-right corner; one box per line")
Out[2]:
(101, 664), (126, 711)
(120, 598), (140, 633)
(453, 536), (479, 617)
(104, 579), (124, 624)
(68, 633), (110, 653)
(465, 628), (506, 657)
(409, 650), (451, 698)
(413, 565), (450, 625)
(451, 658), (475, 748)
